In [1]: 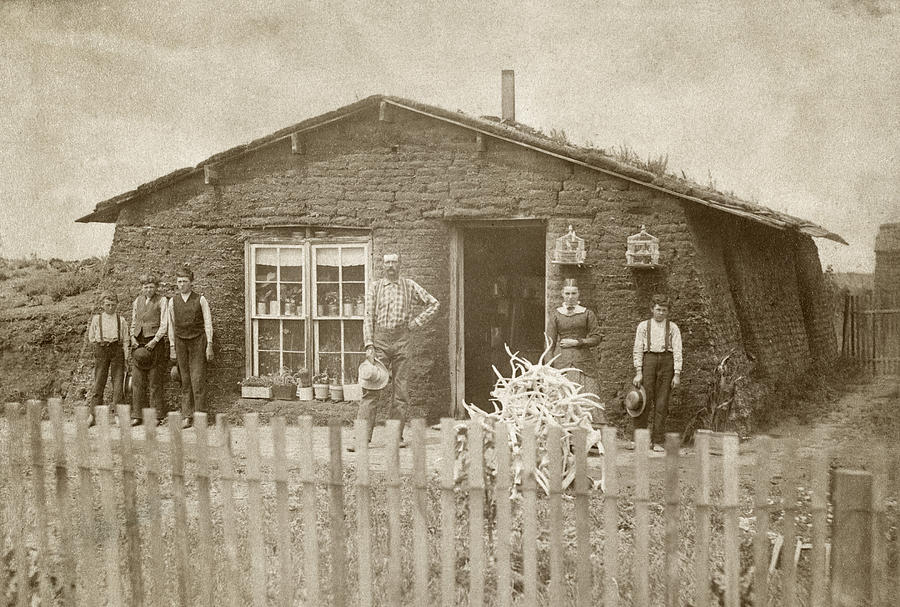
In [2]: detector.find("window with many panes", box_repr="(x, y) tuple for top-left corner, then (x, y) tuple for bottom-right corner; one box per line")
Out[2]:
(246, 241), (368, 381)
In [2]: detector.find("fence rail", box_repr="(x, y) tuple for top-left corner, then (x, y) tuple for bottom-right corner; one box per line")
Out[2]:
(842, 292), (900, 375)
(1, 399), (898, 606)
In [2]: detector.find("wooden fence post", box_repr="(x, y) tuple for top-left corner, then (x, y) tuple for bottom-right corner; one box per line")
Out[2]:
(74, 406), (100, 607)
(722, 433), (740, 607)
(752, 435), (772, 607)
(386, 419), (403, 606)
(439, 418), (457, 607)
(521, 423), (538, 607)
(193, 413), (214, 607)
(354, 419), (373, 607)
(573, 427), (591, 607)
(298, 415), (320, 605)
(49, 398), (77, 606)
(809, 446), (830, 607)
(871, 449), (888, 607)
(272, 417), (293, 607)
(495, 422), (513, 607)
(664, 432), (681, 607)
(634, 429), (651, 607)
(116, 405), (144, 607)
(694, 429), (711, 607)
(143, 409), (167, 606)
(6, 402), (29, 607)
(216, 414), (242, 607)
(468, 419), (486, 607)
(244, 413), (267, 607)
(328, 420), (348, 607)
(26, 400), (52, 607)
(602, 426), (619, 607)
(831, 469), (873, 607)
(782, 439), (800, 607)
(97, 407), (124, 606)
(547, 424), (564, 606)
(411, 418), (430, 607)
(168, 412), (190, 607)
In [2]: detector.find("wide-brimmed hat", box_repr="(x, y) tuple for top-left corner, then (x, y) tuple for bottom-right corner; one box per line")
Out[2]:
(170, 363), (181, 384)
(624, 385), (647, 418)
(358, 359), (389, 390)
(132, 347), (153, 370)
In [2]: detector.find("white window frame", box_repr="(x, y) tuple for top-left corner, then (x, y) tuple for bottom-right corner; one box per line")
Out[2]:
(244, 237), (370, 380)
(311, 243), (369, 383)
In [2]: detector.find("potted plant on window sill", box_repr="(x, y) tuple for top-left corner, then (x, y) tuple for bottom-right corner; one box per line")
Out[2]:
(325, 291), (339, 317)
(270, 368), (297, 401)
(329, 374), (344, 402)
(295, 368), (313, 400)
(241, 375), (273, 399)
(313, 371), (330, 401)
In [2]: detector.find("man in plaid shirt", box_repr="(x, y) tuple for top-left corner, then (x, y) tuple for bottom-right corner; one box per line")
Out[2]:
(356, 253), (439, 447)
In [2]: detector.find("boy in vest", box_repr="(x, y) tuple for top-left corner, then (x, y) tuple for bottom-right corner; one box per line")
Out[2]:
(87, 291), (130, 426)
(631, 294), (683, 451)
(129, 274), (169, 426)
(167, 265), (213, 429)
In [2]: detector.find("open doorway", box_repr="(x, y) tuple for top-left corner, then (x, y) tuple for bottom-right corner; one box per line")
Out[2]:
(462, 223), (545, 410)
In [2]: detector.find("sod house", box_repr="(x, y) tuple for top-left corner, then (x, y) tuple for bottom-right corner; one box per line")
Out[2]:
(76, 91), (844, 431)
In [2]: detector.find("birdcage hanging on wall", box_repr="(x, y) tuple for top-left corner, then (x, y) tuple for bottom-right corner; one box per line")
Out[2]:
(552, 225), (586, 265)
(626, 225), (660, 267)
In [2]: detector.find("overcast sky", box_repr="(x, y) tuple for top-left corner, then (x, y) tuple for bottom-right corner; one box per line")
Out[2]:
(1, 0), (897, 272)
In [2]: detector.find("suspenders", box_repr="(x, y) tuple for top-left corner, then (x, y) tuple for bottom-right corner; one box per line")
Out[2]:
(644, 319), (671, 352)
(97, 314), (122, 343)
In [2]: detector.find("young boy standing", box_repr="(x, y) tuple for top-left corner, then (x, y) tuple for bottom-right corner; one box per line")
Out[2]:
(130, 274), (168, 425)
(631, 294), (683, 451)
(88, 291), (130, 425)
(167, 265), (213, 428)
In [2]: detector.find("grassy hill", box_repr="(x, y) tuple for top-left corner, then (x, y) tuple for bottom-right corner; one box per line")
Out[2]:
(0, 257), (103, 402)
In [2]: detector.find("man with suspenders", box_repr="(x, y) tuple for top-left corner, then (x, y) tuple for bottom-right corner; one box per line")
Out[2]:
(631, 294), (683, 451)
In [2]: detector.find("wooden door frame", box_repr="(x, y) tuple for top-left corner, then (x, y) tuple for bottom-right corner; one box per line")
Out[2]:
(447, 218), (546, 417)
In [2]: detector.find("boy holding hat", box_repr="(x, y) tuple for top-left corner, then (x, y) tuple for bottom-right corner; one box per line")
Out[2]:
(631, 294), (682, 451)
(87, 291), (130, 425)
(353, 252), (439, 449)
(129, 273), (169, 426)
(167, 265), (214, 428)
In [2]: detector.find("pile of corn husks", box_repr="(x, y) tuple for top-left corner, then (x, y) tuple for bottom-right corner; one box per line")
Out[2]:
(454, 340), (604, 496)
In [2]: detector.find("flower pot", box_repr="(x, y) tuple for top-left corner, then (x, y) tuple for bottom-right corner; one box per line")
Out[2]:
(343, 303), (353, 317)
(313, 383), (329, 400)
(269, 300), (280, 316)
(257, 302), (267, 315)
(242, 386), (272, 399)
(317, 304), (326, 317)
(285, 302), (295, 315)
(297, 386), (314, 401)
(354, 302), (365, 316)
(329, 385), (344, 402)
(326, 304), (339, 317)
(342, 383), (362, 401)
(271, 384), (296, 400)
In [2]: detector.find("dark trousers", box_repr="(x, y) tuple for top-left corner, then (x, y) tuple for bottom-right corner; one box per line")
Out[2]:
(174, 333), (207, 419)
(132, 336), (167, 421)
(634, 351), (674, 445)
(92, 342), (124, 408)
(357, 327), (410, 444)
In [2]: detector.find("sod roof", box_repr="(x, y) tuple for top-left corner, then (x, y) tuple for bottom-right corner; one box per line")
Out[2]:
(76, 94), (846, 245)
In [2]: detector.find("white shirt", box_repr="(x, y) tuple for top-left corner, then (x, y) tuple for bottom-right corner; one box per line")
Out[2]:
(633, 318), (683, 373)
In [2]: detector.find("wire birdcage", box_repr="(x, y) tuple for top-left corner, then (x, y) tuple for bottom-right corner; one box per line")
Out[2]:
(626, 225), (659, 266)
(552, 225), (586, 265)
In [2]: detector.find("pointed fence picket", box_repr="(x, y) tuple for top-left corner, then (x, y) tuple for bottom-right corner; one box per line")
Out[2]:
(0, 403), (897, 607)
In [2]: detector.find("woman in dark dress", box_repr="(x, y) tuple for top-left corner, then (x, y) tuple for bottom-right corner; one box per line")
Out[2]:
(547, 279), (606, 426)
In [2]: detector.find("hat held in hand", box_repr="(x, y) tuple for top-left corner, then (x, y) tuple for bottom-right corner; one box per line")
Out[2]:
(132, 346), (153, 370)
(624, 385), (646, 418)
(358, 359), (389, 390)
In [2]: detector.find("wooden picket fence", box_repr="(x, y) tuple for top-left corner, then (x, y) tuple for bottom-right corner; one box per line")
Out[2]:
(842, 292), (900, 375)
(1, 399), (898, 607)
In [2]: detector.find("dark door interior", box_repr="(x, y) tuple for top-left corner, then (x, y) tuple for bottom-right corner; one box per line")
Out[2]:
(463, 224), (545, 410)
